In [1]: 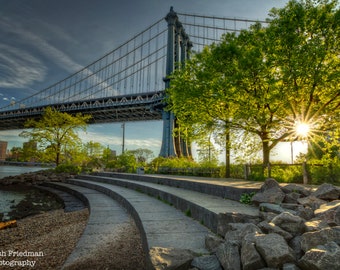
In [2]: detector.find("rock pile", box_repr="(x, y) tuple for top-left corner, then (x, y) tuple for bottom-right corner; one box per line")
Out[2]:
(0, 170), (74, 186)
(154, 179), (340, 270)
(197, 179), (340, 270)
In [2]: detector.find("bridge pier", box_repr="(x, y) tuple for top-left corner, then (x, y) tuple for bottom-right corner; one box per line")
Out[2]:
(160, 7), (192, 158)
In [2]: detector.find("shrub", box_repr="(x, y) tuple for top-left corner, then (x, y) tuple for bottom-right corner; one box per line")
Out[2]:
(55, 164), (81, 174)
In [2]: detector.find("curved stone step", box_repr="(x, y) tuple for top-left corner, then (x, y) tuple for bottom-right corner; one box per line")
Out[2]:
(74, 174), (259, 234)
(46, 182), (132, 269)
(37, 184), (86, 212)
(65, 178), (210, 269)
(92, 171), (260, 201)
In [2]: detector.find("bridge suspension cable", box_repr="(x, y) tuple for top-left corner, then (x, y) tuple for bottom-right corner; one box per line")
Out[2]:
(177, 12), (267, 53)
(0, 18), (168, 111)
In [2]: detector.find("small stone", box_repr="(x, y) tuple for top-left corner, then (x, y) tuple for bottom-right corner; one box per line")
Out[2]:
(149, 247), (197, 270)
(191, 255), (222, 270)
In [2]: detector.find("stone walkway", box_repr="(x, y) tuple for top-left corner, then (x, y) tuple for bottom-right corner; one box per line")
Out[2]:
(48, 173), (261, 269)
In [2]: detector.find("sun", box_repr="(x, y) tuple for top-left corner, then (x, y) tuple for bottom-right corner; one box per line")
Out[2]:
(295, 122), (310, 138)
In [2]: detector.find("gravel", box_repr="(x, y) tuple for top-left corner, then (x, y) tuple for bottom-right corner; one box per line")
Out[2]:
(0, 209), (146, 270)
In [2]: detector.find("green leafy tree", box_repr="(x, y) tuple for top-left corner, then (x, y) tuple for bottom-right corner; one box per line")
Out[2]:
(9, 146), (23, 161)
(20, 107), (91, 166)
(168, 0), (339, 173)
(168, 46), (234, 177)
(21, 140), (38, 162)
(129, 148), (154, 165)
(102, 147), (116, 168)
(268, 0), (340, 141)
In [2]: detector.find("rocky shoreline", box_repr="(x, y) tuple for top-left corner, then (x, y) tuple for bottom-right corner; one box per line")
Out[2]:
(0, 170), (72, 221)
(184, 179), (340, 270)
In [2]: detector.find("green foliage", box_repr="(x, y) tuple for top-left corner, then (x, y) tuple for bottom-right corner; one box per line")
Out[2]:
(167, 0), (340, 169)
(105, 151), (137, 173)
(20, 107), (91, 166)
(55, 164), (81, 174)
(240, 192), (256, 205)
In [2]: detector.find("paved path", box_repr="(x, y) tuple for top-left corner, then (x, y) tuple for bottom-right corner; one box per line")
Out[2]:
(49, 182), (131, 269)
(149, 174), (263, 188)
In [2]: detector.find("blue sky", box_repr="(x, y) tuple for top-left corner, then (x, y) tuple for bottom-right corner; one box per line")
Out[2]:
(0, 0), (289, 159)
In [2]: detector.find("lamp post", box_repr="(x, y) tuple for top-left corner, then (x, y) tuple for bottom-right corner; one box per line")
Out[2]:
(121, 123), (125, 154)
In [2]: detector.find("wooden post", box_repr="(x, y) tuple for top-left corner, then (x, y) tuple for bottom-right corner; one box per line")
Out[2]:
(302, 162), (308, 185)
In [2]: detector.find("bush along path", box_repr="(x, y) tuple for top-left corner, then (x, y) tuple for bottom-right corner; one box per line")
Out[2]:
(199, 179), (340, 270)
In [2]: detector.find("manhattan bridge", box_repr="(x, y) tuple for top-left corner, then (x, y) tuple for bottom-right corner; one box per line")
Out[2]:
(0, 8), (265, 157)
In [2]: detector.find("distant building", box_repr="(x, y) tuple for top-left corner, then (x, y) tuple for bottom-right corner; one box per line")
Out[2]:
(0, 141), (8, 161)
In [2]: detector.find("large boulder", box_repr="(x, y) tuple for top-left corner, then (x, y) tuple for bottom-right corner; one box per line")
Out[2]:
(299, 242), (340, 270)
(297, 196), (327, 211)
(312, 183), (340, 200)
(259, 203), (295, 215)
(215, 240), (241, 270)
(252, 179), (286, 206)
(205, 234), (224, 253)
(282, 184), (312, 197)
(241, 233), (266, 270)
(224, 223), (262, 245)
(289, 236), (303, 260)
(284, 192), (301, 204)
(300, 226), (340, 252)
(314, 200), (340, 226)
(304, 219), (329, 232)
(217, 213), (260, 236)
(255, 233), (295, 268)
(257, 221), (293, 241)
(149, 247), (197, 270)
(271, 212), (306, 236)
(191, 255), (222, 270)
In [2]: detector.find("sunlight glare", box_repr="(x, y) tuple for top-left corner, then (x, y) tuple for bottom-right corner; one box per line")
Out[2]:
(295, 122), (310, 138)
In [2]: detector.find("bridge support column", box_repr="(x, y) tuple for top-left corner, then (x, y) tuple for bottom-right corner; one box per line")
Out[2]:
(160, 7), (192, 158)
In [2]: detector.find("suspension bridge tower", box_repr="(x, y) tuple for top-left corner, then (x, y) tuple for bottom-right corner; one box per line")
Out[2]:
(160, 7), (192, 158)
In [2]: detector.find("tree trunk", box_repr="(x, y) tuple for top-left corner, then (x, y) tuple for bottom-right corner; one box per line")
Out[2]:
(56, 143), (61, 166)
(261, 132), (271, 178)
(225, 128), (231, 178)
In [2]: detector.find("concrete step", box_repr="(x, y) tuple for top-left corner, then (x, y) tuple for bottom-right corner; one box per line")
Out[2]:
(74, 174), (259, 235)
(45, 182), (132, 269)
(37, 184), (86, 212)
(92, 171), (261, 201)
(61, 179), (211, 269)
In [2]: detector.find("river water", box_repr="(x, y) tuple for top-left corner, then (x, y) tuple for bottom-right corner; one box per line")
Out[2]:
(0, 166), (46, 221)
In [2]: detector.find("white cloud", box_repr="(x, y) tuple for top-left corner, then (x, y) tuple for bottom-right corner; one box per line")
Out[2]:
(0, 44), (46, 89)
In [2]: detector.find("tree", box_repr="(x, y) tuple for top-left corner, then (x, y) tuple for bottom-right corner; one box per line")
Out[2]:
(267, 0), (340, 145)
(168, 46), (235, 177)
(129, 148), (154, 165)
(168, 0), (339, 172)
(20, 107), (91, 166)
